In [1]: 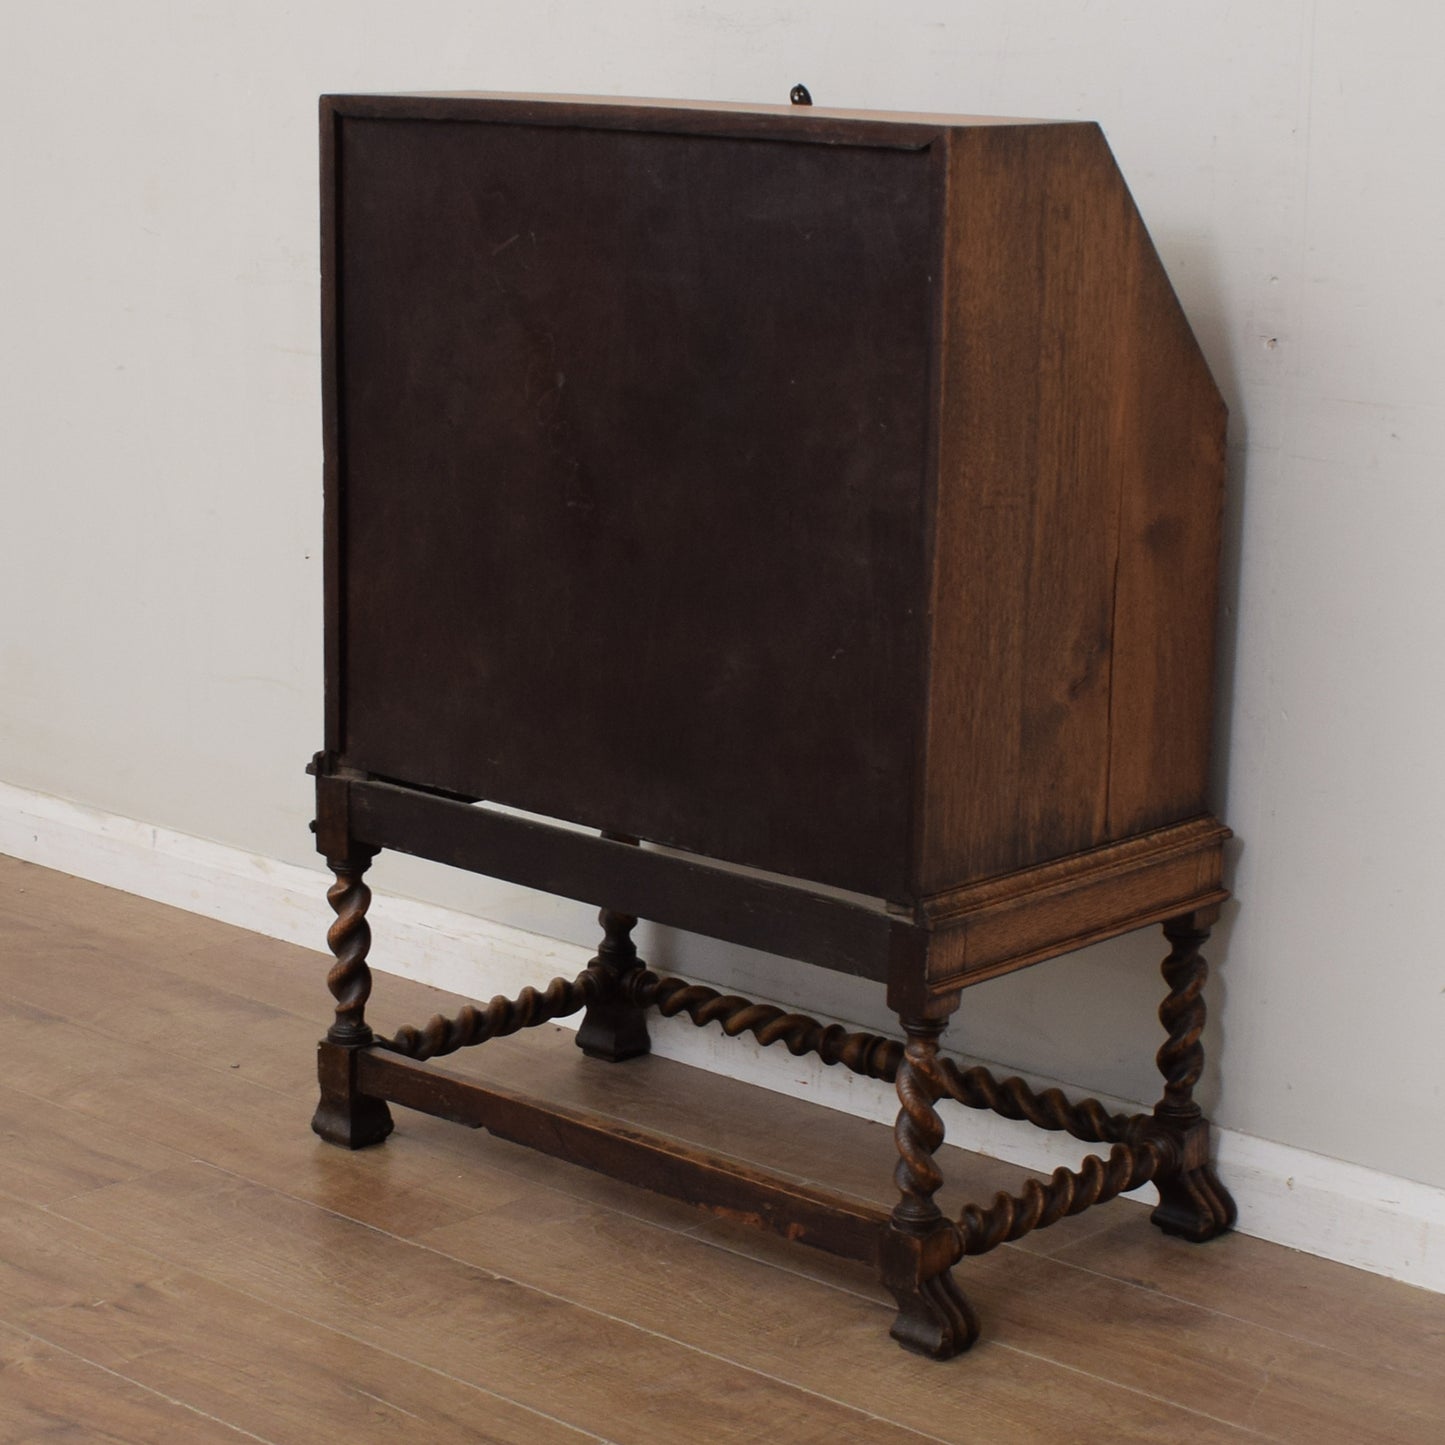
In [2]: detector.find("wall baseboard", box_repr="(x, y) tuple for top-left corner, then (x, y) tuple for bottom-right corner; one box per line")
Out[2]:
(2, 778), (1441, 1295)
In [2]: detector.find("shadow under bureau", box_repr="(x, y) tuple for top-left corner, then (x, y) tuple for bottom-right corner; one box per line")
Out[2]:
(309, 91), (1236, 1357)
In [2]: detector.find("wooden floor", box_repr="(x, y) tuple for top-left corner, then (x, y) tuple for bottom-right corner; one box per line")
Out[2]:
(1, 858), (1442, 1443)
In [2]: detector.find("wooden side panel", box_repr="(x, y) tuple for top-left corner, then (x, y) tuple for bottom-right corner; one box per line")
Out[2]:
(1105, 230), (1227, 837)
(920, 124), (1130, 889)
(918, 124), (1225, 893)
(320, 100), (344, 753)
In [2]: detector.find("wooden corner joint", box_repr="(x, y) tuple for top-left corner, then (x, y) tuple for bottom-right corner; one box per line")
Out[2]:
(881, 1215), (966, 1278)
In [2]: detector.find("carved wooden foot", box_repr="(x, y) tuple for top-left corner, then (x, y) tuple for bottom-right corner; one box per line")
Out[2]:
(1153, 1154), (1237, 1241)
(882, 1225), (978, 1359)
(311, 852), (393, 1149)
(312, 1038), (394, 1149)
(576, 906), (652, 1062)
(883, 1015), (978, 1358)
(1148, 913), (1236, 1241)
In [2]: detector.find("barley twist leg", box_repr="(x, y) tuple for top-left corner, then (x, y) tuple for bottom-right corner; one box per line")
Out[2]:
(1149, 912), (1236, 1240)
(311, 850), (393, 1149)
(882, 1016), (976, 1358)
(322, 854), (379, 1044)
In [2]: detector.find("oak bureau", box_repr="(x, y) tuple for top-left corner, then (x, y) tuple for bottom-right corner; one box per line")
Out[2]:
(309, 91), (1235, 1357)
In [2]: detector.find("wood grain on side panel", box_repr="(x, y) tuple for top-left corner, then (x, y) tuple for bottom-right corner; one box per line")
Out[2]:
(920, 124), (1225, 893)
(1104, 192), (1227, 837)
(922, 124), (1125, 889)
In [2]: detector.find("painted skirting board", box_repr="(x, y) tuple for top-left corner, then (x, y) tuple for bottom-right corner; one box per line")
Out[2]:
(2, 778), (1440, 1295)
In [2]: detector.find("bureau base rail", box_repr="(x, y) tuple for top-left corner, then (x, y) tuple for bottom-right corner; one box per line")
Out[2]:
(349, 1044), (891, 1262)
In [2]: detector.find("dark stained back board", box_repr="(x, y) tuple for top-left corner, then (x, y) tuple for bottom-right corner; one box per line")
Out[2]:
(327, 98), (941, 899)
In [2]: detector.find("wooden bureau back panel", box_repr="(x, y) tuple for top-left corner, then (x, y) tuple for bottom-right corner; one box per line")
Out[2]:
(331, 112), (936, 899)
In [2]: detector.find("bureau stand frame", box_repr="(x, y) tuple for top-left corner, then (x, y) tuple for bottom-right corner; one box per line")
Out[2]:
(308, 766), (1235, 1359)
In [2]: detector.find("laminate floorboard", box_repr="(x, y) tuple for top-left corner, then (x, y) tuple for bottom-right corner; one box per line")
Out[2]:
(2, 855), (1442, 1442)
(0, 1202), (598, 1445)
(0, 1322), (263, 1445)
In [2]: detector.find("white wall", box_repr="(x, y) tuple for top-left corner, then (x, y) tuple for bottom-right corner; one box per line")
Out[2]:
(3, 1), (1442, 1199)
